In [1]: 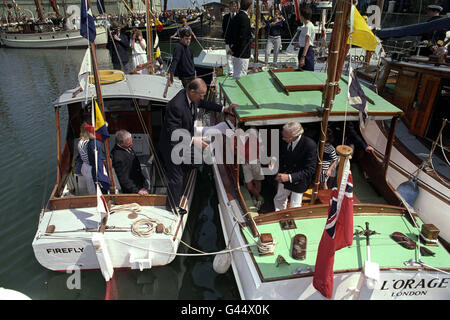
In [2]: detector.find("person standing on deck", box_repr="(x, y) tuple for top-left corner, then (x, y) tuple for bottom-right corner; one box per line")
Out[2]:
(169, 29), (196, 88)
(107, 23), (130, 72)
(294, 6), (315, 71)
(171, 17), (197, 41)
(229, 0), (252, 79)
(158, 78), (235, 214)
(130, 29), (148, 74)
(273, 121), (317, 211)
(222, 1), (238, 76)
(263, 9), (286, 67)
(420, 5), (447, 56)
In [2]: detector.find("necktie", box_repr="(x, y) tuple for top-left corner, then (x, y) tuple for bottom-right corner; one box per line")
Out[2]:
(190, 102), (196, 119)
(288, 143), (292, 152)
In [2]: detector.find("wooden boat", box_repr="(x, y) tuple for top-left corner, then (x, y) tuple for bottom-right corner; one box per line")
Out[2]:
(203, 1), (450, 300)
(0, 0), (108, 49)
(0, 23), (108, 48)
(31, 71), (201, 280)
(31, 72), (199, 280)
(361, 57), (450, 244)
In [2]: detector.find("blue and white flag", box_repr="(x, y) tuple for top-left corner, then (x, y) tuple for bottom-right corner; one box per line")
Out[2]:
(80, 0), (96, 42)
(97, 0), (106, 14)
(348, 65), (368, 128)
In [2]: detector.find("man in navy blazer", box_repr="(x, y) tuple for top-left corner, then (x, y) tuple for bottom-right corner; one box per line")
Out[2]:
(107, 23), (130, 72)
(229, 0), (252, 78)
(273, 121), (317, 211)
(159, 78), (235, 213)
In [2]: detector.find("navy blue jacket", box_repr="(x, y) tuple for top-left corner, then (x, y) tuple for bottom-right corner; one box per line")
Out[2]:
(158, 89), (223, 163)
(279, 135), (317, 193)
(230, 10), (252, 59)
(107, 32), (130, 65)
(111, 145), (148, 194)
(170, 42), (195, 78)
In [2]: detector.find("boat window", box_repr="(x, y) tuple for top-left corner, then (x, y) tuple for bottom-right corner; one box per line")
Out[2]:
(381, 69), (399, 99)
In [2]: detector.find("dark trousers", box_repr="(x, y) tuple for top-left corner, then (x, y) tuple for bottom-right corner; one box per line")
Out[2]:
(298, 47), (314, 71)
(113, 61), (130, 73)
(163, 146), (201, 209)
(180, 75), (195, 88)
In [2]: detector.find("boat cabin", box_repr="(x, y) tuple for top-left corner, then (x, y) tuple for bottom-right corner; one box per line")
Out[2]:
(377, 57), (450, 143)
(48, 74), (186, 211)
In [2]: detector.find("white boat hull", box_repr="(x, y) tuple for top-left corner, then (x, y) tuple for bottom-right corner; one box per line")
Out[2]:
(33, 194), (193, 274)
(0, 26), (107, 48)
(211, 159), (450, 300)
(362, 120), (450, 242)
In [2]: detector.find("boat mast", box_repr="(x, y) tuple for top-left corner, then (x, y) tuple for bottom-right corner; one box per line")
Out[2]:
(49, 0), (61, 17)
(310, 0), (352, 204)
(254, 0), (260, 63)
(146, 0), (154, 74)
(86, 0), (116, 194)
(33, 0), (45, 22)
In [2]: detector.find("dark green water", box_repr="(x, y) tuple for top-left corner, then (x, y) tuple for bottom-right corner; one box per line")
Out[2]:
(0, 45), (239, 300)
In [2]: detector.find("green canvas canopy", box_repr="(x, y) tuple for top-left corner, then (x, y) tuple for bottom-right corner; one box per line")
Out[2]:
(218, 70), (402, 126)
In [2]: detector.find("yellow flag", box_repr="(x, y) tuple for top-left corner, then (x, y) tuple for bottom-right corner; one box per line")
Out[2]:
(348, 6), (377, 51)
(94, 99), (106, 131)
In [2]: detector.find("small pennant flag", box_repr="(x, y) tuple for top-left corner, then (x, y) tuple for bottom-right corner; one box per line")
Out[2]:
(348, 65), (368, 128)
(155, 17), (163, 32)
(94, 99), (110, 142)
(80, 0), (96, 42)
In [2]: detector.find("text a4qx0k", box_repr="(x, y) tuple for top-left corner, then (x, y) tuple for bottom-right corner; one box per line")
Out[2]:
(180, 304), (270, 317)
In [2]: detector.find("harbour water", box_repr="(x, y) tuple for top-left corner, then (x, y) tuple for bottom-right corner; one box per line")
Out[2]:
(0, 45), (239, 300)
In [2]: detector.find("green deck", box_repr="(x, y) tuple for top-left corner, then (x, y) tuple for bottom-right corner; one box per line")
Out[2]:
(242, 215), (450, 281)
(218, 71), (402, 122)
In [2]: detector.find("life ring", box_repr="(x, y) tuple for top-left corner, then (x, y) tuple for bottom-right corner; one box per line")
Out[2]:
(89, 69), (125, 85)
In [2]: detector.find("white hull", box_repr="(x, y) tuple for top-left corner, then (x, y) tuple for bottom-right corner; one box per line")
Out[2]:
(33, 202), (191, 274)
(362, 120), (450, 242)
(33, 202), (190, 274)
(211, 159), (450, 300)
(0, 26), (107, 48)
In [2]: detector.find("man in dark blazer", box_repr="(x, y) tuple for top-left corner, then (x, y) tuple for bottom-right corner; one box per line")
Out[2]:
(273, 121), (317, 211)
(222, 1), (238, 76)
(229, 0), (252, 78)
(107, 23), (130, 72)
(111, 130), (149, 195)
(159, 78), (235, 213)
(169, 29), (195, 88)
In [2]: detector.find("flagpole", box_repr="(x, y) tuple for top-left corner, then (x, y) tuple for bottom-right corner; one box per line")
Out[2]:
(310, 0), (352, 205)
(87, 0), (116, 194)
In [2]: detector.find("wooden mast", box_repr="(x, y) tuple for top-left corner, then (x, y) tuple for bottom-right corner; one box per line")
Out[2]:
(86, 0), (116, 194)
(310, 0), (352, 204)
(146, 0), (154, 74)
(49, 0), (61, 17)
(34, 0), (45, 22)
(254, 0), (260, 63)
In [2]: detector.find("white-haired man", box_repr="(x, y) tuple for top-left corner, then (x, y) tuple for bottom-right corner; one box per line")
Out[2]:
(273, 121), (317, 211)
(111, 129), (149, 195)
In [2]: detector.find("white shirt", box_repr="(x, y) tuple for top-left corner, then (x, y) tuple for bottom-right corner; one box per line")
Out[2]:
(298, 21), (315, 47)
(288, 135), (302, 183)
